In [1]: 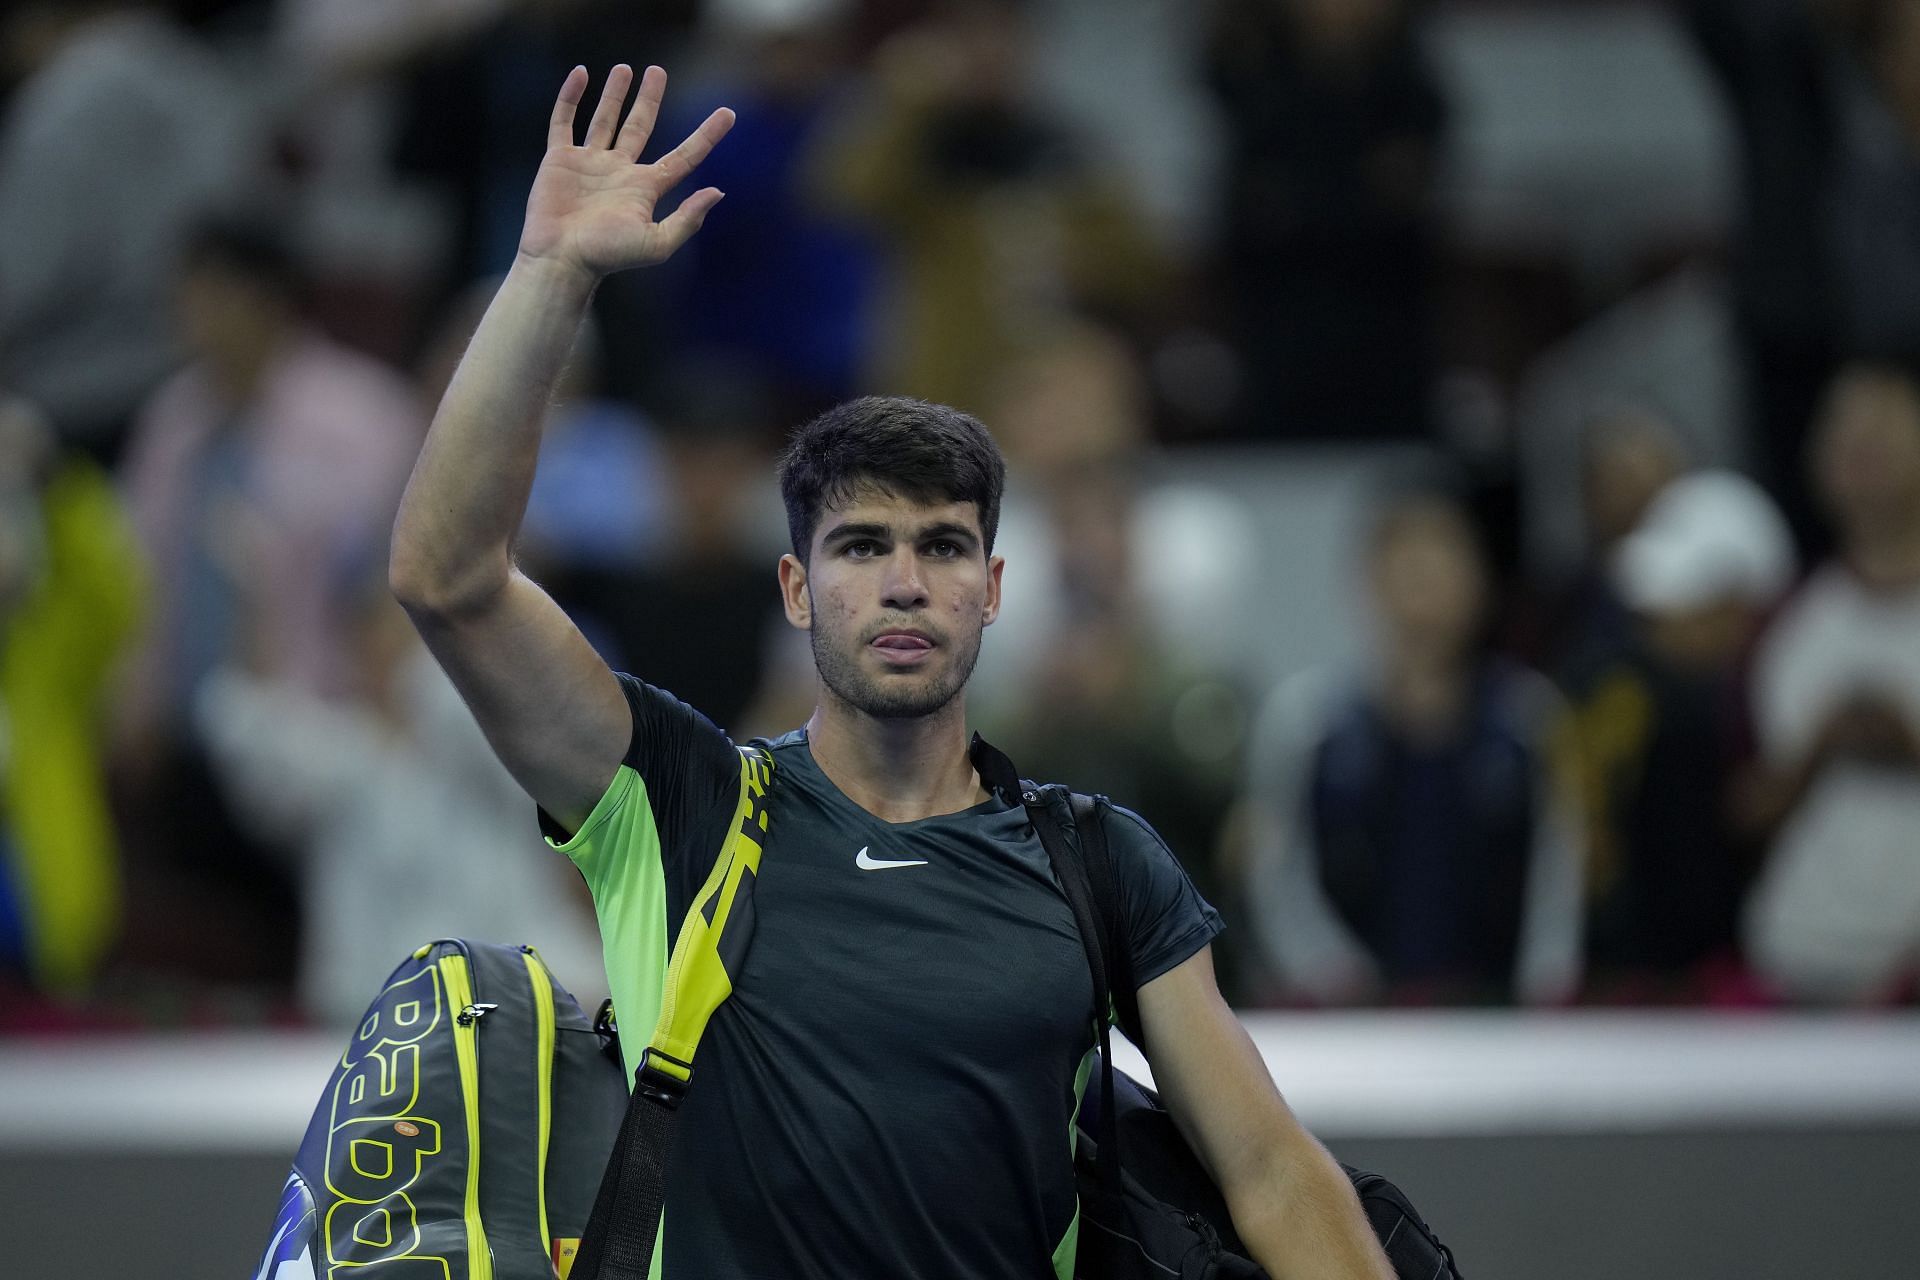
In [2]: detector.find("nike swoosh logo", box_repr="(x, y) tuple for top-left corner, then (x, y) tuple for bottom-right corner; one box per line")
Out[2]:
(855, 846), (929, 871)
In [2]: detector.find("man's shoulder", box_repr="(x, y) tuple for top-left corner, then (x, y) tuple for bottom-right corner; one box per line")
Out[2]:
(1096, 799), (1178, 862)
(611, 673), (736, 772)
(1026, 784), (1172, 865)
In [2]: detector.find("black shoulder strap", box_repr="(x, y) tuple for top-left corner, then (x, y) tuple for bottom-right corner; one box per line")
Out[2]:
(574, 745), (773, 1280)
(1070, 792), (1142, 1049)
(975, 729), (1141, 1184)
(1022, 783), (1123, 1187)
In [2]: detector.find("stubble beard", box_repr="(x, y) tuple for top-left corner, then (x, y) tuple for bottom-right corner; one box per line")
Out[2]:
(811, 618), (984, 721)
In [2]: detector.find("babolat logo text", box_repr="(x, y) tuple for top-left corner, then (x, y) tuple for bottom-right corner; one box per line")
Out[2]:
(324, 964), (449, 1277)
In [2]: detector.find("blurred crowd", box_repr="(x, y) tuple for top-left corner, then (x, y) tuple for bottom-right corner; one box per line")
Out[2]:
(3, 0), (1920, 1029)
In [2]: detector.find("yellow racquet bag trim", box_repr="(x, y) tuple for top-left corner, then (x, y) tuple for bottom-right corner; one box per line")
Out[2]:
(641, 744), (773, 1086)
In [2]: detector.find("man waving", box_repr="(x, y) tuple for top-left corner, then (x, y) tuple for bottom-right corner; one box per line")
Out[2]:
(390, 63), (1391, 1280)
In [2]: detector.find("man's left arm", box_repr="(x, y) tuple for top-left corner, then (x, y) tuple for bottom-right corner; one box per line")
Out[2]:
(1139, 946), (1393, 1280)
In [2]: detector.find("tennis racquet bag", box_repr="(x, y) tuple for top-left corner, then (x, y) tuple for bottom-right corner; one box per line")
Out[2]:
(250, 939), (626, 1280)
(1072, 1062), (1463, 1280)
(1011, 773), (1465, 1280)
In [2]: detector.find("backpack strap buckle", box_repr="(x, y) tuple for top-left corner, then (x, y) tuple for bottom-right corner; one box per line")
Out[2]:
(637, 1046), (693, 1109)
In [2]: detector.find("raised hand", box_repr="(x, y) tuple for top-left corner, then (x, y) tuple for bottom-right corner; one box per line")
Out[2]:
(518, 64), (734, 280)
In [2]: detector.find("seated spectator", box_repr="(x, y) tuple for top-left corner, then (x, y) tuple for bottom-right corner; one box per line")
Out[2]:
(1743, 361), (1920, 1003)
(976, 321), (1257, 998)
(1242, 478), (1584, 1006)
(808, 0), (1167, 414)
(541, 361), (788, 738)
(194, 565), (605, 1026)
(1687, 0), (1920, 551)
(416, 290), (781, 739)
(113, 214), (422, 989)
(0, 397), (143, 1002)
(387, 0), (689, 293)
(1565, 469), (1796, 1002)
(413, 276), (670, 583)
(979, 321), (1259, 711)
(1532, 406), (1691, 673)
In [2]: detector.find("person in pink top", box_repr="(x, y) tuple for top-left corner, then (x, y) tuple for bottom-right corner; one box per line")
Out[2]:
(113, 215), (422, 989)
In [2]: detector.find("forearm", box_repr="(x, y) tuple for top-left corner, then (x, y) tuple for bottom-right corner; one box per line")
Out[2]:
(1229, 1134), (1393, 1280)
(390, 253), (597, 613)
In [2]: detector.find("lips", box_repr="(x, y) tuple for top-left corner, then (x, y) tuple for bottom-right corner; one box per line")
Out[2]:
(871, 631), (934, 652)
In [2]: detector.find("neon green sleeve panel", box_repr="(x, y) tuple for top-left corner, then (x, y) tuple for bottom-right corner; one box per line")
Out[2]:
(544, 764), (701, 1280)
(545, 763), (670, 1088)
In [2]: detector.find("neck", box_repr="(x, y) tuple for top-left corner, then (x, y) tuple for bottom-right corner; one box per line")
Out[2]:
(209, 326), (293, 405)
(1847, 517), (1920, 589)
(1379, 647), (1472, 742)
(804, 692), (986, 823)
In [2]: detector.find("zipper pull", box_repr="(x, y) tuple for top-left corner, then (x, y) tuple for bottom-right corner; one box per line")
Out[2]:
(457, 1003), (499, 1027)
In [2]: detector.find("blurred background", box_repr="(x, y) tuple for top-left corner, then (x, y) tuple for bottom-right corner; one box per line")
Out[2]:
(1, 0), (1918, 1275)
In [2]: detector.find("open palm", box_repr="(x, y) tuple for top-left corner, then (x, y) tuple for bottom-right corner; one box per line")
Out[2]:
(519, 64), (734, 278)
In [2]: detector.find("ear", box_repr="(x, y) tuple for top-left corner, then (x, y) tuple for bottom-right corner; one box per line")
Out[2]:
(982, 553), (1004, 627)
(778, 553), (812, 630)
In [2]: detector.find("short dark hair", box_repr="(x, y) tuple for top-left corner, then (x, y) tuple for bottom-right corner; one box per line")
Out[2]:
(778, 396), (1006, 561)
(1361, 456), (1484, 559)
(181, 212), (303, 301)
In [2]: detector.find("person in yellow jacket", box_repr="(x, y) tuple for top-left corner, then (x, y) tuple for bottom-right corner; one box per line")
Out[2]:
(0, 395), (144, 995)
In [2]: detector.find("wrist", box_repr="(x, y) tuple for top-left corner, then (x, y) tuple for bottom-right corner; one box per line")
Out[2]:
(508, 250), (602, 304)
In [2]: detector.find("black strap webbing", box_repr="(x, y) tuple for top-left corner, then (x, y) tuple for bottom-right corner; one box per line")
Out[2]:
(572, 1071), (679, 1280)
(1024, 785), (1122, 1186)
(1069, 791), (1140, 1047)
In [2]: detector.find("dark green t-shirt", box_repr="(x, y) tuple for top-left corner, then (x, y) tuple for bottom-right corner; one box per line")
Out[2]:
(548, 675), (1222, 1279)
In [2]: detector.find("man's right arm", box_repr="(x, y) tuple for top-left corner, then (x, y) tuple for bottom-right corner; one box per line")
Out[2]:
(388, 63), (732, 834)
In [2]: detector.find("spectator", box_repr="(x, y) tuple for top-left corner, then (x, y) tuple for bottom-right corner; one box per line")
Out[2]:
(1532, 407), (1691, 674)
(113, 215), (422, 988)
(1565, 469), (1796, 1002)
(267, 0), (514, 365)
(412, 278), (790, 734)
(0, 397), (144, 1000)
(947, 321), (1256, 993)
(0, 1), (261, 462)
(193, 570), (606, 1026)
(1686, 0), (1920, 550)
(809, 0), (1167, 413)
(389, 0), (692, 297)
(979, 321), (1259, 713)
(543, 360), (788, 737)
(1743, 360), (1920, 1002)
(647, 0), (877, 411)
(1205, 0), (1446, 441)
(413, 276), (671, 583)
(1242, 478), (1584, 1006)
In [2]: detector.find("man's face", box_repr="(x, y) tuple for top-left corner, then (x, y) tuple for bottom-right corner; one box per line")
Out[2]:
(779, 487), (1003, 720)
(1813, 367), (1920, 530)
(1369, 505), (1487, 658)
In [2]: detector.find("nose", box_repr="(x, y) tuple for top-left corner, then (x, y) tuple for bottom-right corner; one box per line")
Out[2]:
(880, 545), (929, 610)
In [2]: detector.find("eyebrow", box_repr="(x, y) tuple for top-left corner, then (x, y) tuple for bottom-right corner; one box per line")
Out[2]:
(914, 522), (981, 548)
(820, 520), (981, 549)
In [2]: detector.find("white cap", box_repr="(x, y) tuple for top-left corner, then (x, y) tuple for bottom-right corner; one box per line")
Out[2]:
(1611, 470), (1796, 611)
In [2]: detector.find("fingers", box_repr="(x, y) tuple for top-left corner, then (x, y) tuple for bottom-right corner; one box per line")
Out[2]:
(653, 107), (736, 188)
(583, 63), (634, 150)
(615, 65), (668, 161)
(654, 188), (726, 257)
(547, 65), (589, 150)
